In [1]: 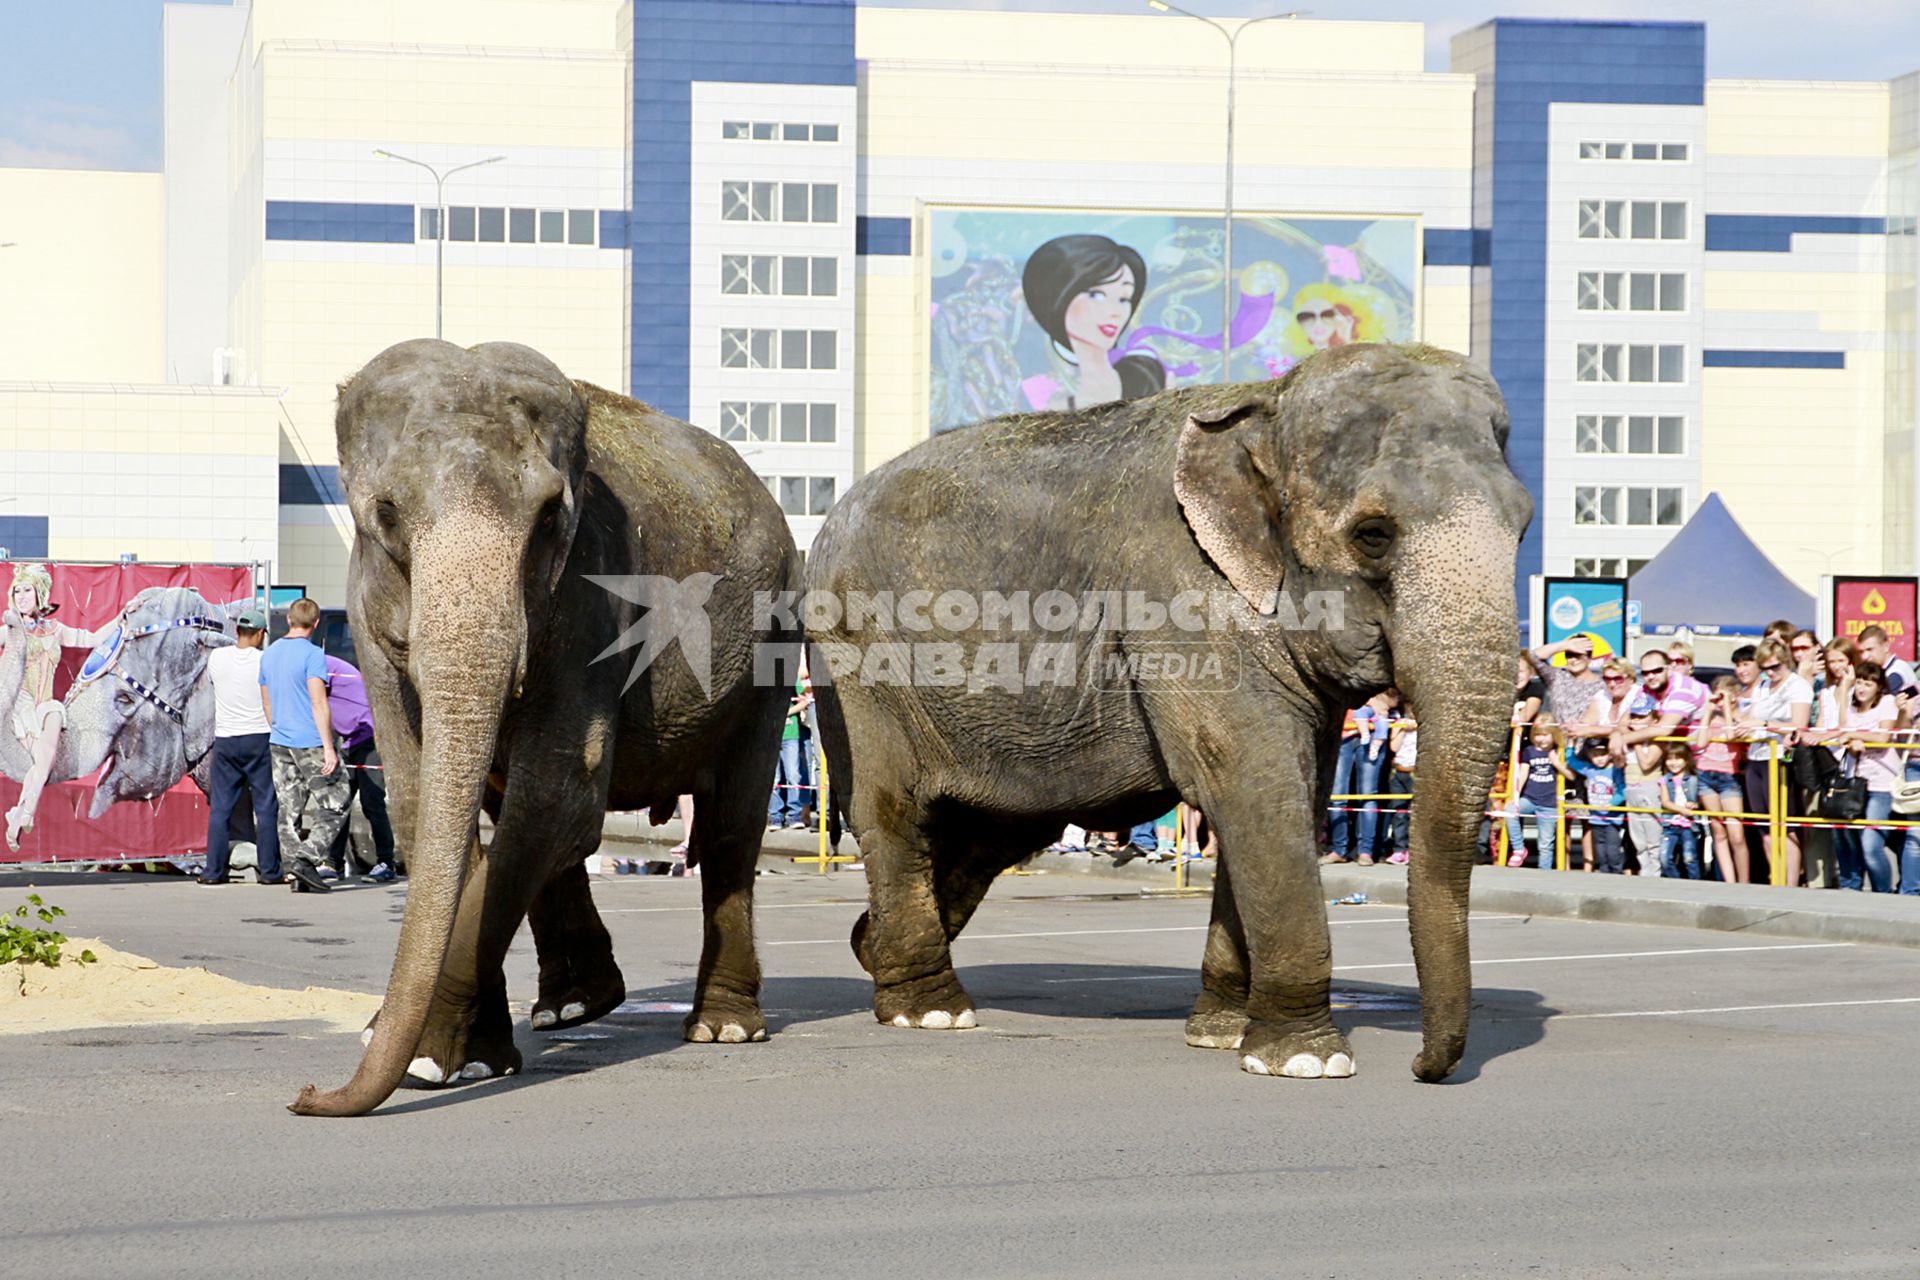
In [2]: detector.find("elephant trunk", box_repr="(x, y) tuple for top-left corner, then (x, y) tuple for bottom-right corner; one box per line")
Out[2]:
(1391, 498), (1519, 1083)
(290, 520), (522, 1117)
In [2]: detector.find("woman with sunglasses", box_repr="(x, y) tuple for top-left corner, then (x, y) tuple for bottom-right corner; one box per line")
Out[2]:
(1736, 639), (1812, 886)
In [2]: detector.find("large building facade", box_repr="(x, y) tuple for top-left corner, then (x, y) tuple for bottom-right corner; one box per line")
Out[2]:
(0, 0), (1912, 610)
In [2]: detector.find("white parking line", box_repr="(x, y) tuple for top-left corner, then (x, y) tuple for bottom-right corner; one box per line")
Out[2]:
(1333, 941), (1853, 972)
(602, 901), (864, 915)
(1558, 995), (1920, 1020)
(766, 924), (1206, 947)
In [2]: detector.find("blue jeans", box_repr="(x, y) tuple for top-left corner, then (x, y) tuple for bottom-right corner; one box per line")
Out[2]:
(1384, 767), (1415, 854)
(1590, 825), (1625, 874)
(1661, 825), (1702, 879)
(1328, 738), (1386, 858)
(205, 733), (281, 880)
(1504, 795), (1558, 869)
(1835, 789), (1894, 893)
(1126, 819), (1158, 852)
(769, 735), (813, 825)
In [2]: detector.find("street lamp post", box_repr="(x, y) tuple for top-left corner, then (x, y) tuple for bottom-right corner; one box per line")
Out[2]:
(373, 150), (507, 340)
(1147, 2), (1305, 383)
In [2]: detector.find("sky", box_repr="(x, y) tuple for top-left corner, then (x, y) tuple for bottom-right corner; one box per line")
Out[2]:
(2, 0), (1915, 173)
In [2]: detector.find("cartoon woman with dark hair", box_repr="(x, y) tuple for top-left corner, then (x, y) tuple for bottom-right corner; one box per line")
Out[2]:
(1021, 234), (1167, 410)
(0, 564), (129, 849)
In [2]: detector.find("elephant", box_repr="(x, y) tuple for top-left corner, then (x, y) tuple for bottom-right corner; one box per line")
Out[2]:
(0, 586), (234, 816)
(290, 339), (798, 1117)
(806, 343), (1530, 1082)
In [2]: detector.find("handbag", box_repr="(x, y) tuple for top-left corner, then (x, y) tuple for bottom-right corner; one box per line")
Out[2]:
(1892, 779), (1920, 817)
(1815, 752), (1868, 822)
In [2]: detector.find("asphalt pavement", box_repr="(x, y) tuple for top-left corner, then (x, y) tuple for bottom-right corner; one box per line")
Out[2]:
(3, 860), (1918, 1278)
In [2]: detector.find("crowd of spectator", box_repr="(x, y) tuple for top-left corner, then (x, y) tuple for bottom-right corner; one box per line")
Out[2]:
(1322, 621), (1920, 894)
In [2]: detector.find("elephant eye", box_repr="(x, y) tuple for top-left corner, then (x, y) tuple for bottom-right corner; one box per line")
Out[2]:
(1351, 517), (1396, 559)
(372, 499), (400, 532)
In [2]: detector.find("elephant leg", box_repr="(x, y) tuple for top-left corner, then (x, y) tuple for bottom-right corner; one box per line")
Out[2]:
(858, 803), (978, 1031)
(1206, 730), (1353, 1080)
(1186, 854), (1252, 1050)
(528, 859), (626, 1033)
(398, 832), (525, 1085)
(851, 824), (1017, 977)
(683, 768), (770, 1045)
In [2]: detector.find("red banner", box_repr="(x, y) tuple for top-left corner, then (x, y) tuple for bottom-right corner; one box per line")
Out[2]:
(1833, 577), (1919, 664)
(0, 561), (254, 864)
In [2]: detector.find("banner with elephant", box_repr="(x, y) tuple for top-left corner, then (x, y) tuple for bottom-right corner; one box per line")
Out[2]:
(0, 561), (257, 863)
(927, 207), (1420, 433)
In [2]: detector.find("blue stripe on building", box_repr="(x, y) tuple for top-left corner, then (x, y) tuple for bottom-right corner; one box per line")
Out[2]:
(1451, 18), (1706, 610)
(1702, 349), (1847, 370)
(266, 201), (415, 244)
(856, 216), (912, 256)
(599, 209), (630, 250)
(0, 516), (51, 559)
(281, 463), (344, 505)
(629, 0), (856, 419)
(1704, 214), (1889, 252)
(1422, 227), (1489, 267)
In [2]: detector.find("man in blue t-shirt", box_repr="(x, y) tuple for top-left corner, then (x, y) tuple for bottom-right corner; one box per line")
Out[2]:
(259, 598), (349, 893)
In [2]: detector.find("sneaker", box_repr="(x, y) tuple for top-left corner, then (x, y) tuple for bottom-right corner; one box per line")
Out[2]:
(313, 863), (340, 882)
(288, 859), (333, 893)
(1386, 851), (1409, 865)
(786, 820), (810, 830)
(364, 862), (396, 883)
(1507, 852), (1528, 868)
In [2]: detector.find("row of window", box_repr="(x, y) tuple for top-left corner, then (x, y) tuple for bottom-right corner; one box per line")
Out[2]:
(1579, 141), (1690, 162)
(1576, 343), (1685, 384)
(722, 181), (838, 224)
(722, 401), (838, 444)
(419, 207), (597, 245)
(1574, 486), (1685, 528)
(722, 254), (838, 298)
(766, 474), (837, 517)
(1575, 414), (1685, 456)
(724, 120), (840, 143)
(1572, 557), (1652, 579)
(1578, 199), (1687, 241)
(721, 328), (837, 371)
(1576, 271), (1686, 312)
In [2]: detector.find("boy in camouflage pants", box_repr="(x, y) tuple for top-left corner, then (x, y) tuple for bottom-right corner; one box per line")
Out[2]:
(259, 598), (349, 892)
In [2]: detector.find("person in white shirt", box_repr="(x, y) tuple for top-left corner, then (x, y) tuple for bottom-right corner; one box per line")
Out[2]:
(1737, 638), (1813, 887)
(199, 609), (282, 884)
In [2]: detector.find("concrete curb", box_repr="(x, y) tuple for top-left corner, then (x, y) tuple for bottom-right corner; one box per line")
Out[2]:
(602, 823), (1920, 949)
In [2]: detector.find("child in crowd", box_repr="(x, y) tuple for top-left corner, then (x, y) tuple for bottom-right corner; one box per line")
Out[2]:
(1659, 743), (1704, 879)
(1572, 738), (1627, 873)
(1622, 693), (1668, 877)
(1691, 675), (1750, 883)
(1383, 707), (1417, 865)
(1507, 717), (1573, 869)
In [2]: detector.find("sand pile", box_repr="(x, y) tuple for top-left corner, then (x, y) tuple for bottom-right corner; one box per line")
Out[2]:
(2, 938), (378, 1035)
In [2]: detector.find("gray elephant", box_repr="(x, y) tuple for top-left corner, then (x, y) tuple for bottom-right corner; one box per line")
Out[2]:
(0, 586), (233, 821)
(290, 339), (798, 1117)
(807, 343), (1529, 1082)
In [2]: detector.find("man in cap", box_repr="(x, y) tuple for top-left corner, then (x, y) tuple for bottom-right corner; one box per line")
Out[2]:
(200, 608), (281, 885)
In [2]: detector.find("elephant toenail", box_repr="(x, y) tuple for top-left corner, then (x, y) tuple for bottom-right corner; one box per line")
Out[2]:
(1325, 1053), (1355, 1078)
(687, 1022), (715, 1043)
(890, 1014), (912, 1028)
(920, 1010), (954, 1029)
(953, 1010), (977, 1029)
(1280, 1053), (1326, 1079)
(531, 1010), (557, 1030)
(407, 1057), (446, 1084)
(459, 1062), (494, 1081)
(560, 1001), (586, 1022)
(717, 1023), (748, 1043)
(1241, 1055), (1272, 1076)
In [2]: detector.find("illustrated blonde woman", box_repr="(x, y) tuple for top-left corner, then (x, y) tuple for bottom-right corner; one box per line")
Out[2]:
(0, 563), (127, 849)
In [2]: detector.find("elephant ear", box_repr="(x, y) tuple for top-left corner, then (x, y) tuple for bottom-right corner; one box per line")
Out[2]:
(1175, 397), (1286, 616)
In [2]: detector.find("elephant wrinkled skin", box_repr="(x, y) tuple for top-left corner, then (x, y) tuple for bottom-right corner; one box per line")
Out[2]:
(290, 339), (797, 1117)
(808, 343), (1531, 1082)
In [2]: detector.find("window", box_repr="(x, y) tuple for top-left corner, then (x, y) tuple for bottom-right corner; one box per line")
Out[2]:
(723, 120), (840, 142)
(1576, 344), (1685, 383)
(539, 210), (565, 243)
(567, 209), (595, 245)
(1577, 200), (1687, 240)
(719, 329), (836, 370)
(448, 206), (476, 241)
(1577, 271), (1686, 313)
(721, 181), (838, 224)
(770, 475), (837, 517)
(1578, 140), (1689, 162)
(1573, 487), (1684, 527)
(509, 208), (535, 243)
(419, 207), (441, 240)
(722, 402), (836, 443)
(1575, 414), (1685, 456)
(721, 254), (836, 297)
(477, 207), (505, 242)
(1573, 557), (1653, 578)
(436, 206), (595, 247)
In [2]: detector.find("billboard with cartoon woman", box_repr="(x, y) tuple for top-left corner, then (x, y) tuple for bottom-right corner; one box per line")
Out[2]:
(927, 208), (1419, 432)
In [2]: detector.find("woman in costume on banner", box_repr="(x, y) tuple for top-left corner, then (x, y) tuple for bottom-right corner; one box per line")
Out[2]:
(0, 563), (133, 849)
(1020, 234), (1167, 411)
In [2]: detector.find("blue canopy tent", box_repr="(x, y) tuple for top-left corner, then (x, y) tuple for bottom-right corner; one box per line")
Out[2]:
(1628, 493), (1814, 637)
